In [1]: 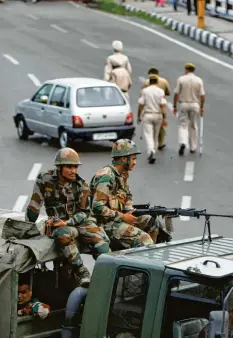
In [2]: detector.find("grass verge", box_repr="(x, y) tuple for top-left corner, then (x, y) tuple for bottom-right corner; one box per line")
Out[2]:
(97, 0), (170, 28)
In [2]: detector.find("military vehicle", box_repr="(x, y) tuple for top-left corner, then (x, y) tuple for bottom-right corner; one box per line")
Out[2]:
(0, 208), (233, 338)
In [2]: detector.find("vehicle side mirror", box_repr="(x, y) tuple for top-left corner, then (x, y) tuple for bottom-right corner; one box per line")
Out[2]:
(208, 311), (229, 338)
(40, 95), (48, 104)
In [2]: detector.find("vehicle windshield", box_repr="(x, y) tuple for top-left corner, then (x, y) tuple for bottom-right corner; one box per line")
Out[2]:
(76, 86), (126, 107)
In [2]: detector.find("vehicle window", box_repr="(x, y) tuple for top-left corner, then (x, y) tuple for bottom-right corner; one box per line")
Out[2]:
(31, 84), (53, 103)
(76, 86), (125, 107)
(65, 87), (71, 109)
(50, 86), (67, 107)
(161, 278), (223, 338)
(106, 268), (149, 338)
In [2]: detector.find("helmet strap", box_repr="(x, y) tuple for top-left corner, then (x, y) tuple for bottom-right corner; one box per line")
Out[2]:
(112, 157), (130, 170)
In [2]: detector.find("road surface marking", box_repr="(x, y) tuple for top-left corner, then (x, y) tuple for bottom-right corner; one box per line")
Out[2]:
(96, 11), (233, 71)
(184, 161), (195, 182)
(68, 0), (80, 8)
(81, 39), (99, 49)
(3, 54), (19, 65)
(28, 163), (42, 181)
(26, 13), (38, 20)
(50, 24), (68, 34)
(28, 74), (41, 87)
(12, 196), (28, 212)
(4, 7), (12, 11)
(180, 196), (191, 221)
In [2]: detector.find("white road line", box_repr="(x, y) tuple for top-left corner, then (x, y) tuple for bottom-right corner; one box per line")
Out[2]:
(97, 10), (233, 71)
(50, 24), (68, 34)
(180, 196), (191, 221)
(27, 163), (42, 181)
(68, 0), (80, 8)
(28, 74), (41, 87)
(184, 161), (195, 182)
(81, 39), (99, 49)
(12, 196), (28, 212)
(26, 13), (38, 20)
(3, 54), (19, 65)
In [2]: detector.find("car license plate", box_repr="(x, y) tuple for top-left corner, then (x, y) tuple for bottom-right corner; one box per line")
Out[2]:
(93, 132), (117, 141)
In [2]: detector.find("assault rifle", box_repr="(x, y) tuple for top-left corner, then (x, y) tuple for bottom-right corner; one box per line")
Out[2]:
(133, 203), (233, 244)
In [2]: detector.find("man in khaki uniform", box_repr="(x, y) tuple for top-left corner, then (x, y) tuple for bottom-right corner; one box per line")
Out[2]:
(104, 40), (132, 81)
(173, 63), (205, 156)
(110, 64), (132, 101)
(142, 68), (170, 150)
(137, 74), (167, 164)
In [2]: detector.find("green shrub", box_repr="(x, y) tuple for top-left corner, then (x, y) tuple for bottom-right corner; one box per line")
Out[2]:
(97, 0), (168, 27)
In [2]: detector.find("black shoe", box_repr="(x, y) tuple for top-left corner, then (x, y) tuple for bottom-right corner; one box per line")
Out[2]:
(148, 151), (156, 164)
(158, 144), (166, 151)
(190, 149), (196, 154)
(74, 265), (91, 288)
(179, 144), (185, 156)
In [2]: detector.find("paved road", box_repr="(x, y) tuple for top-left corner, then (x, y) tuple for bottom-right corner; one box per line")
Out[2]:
(0, 0), (233, 241)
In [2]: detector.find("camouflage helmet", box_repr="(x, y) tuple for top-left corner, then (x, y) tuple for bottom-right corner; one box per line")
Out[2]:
(111, 139), (141, 158)
(54, 148), (82, 166)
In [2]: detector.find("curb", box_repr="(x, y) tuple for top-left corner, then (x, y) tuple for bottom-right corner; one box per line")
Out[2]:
(124, 3), (233, 56)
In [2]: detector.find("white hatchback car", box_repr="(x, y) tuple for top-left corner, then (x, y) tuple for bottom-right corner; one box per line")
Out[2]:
(13, 78), (135, 148)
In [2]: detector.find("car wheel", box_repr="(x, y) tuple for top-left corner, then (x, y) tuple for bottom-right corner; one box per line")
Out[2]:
(59, 130), (69, 148)
(17, 117), (30, 140)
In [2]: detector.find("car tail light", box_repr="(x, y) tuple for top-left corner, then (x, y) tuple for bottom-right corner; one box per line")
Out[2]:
(125, 112), (134, 125)
(72, 116), (83, 128)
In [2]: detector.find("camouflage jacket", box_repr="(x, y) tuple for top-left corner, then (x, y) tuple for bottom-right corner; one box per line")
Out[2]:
(25, 169), (90, 226)
(90, 165), (133, 223)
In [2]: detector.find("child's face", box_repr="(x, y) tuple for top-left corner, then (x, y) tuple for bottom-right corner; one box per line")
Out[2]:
(18, 284), (32, 305)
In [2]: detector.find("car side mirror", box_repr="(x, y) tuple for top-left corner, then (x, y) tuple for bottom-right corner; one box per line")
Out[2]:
(40, 95), (48, 104)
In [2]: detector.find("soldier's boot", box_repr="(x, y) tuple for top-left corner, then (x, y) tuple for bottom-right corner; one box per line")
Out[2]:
(74, 264), (91, 288)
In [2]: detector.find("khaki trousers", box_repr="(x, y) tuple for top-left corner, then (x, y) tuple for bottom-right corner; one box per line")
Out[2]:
(178, 103), (199, 151)
(143, 113), (163, 156)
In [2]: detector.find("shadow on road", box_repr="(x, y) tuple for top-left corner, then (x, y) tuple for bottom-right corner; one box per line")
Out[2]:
(29, 134), (112, 153)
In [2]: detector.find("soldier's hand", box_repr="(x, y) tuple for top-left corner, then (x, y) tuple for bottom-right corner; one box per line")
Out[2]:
(51, 219), (67, 227)
(162, 118), (168, 127)
(200, 108), (204, 116)
(173, 108), (177, 116)
(123, 210), (137, 225)
(137, 118), (141, 125)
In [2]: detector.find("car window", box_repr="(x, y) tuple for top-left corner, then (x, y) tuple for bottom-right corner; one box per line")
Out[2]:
(76, 86), (125, 108)
(31, 84), (53, 103)
(50, 85), (67, 107)
(65, 87), (71, 109)
(161, 277), (222, 338)
(106, 268), (149, 338)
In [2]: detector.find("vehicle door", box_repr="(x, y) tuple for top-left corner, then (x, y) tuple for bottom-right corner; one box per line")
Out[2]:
(45, 85), (69, 137)
(24, 83), (54, 134)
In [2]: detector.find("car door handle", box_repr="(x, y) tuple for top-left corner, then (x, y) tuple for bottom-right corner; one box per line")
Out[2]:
(58, 111), (62, 114)
(41, 107), (45, 111)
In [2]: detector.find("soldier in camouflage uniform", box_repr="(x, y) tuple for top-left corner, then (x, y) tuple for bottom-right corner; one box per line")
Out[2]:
(26, 148), (110, 287)
(90, 139), (172, 249)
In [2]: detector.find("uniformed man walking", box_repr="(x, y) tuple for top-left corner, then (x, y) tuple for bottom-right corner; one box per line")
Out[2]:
(104, 40), (132, 82)
(25, 148), (110, 287)
(173, 63), (205, 156)
(138, 74), (167, 164)
(110, 63), (132, 101)
(142, 67), (171, 150)
(90, 139), (172, 249)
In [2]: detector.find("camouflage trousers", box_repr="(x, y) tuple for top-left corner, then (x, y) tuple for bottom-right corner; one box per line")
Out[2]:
(51, 221), (110, 266)
(104, 215), (156, 249)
